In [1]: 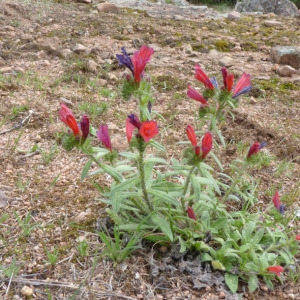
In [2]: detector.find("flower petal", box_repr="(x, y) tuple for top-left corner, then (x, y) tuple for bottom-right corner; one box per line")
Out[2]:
(97, 124), (112, 151)
(201, 132), (212, 159)
(187, 85), (208, 106)
(139, 120), (159, 142)
(131, 45), (154, 83)
(186, 125), (197, 147)
(195, 64), (214, 90)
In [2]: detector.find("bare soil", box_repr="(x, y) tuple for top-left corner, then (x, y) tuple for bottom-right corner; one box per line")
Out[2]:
(0, 0), (300, 299)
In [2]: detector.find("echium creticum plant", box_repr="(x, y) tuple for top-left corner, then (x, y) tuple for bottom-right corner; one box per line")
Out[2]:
(59, 45), (299, 294)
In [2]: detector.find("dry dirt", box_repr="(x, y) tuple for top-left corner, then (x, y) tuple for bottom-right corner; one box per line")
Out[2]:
(0, 0), (300, 299)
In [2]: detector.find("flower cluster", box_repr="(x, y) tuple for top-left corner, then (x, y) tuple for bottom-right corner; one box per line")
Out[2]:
(126, 114), (159, 143)
(247, 141), (266, 158)
(186, 125), (212, 160)
(59, 103), (89, 140)
(116, 45), (154, 84)
(187, 64), (252, 105)
(272, 191), (285, 214)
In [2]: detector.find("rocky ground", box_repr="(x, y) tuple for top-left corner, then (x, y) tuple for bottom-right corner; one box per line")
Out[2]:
(0, 0), (300, 299)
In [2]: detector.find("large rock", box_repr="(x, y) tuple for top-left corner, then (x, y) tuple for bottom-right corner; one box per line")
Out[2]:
(270, 46), (300, 69)
(237, 0), (299, 17)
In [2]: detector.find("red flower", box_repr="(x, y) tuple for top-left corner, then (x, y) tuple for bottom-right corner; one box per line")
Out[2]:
(186, 206), (197, 220)
(59, 103), (80, 136)
(232, 72), (252, 98)
(187, 85), (208, 106)
(267, 266), (284, 276)
(186, 125), (197, 147)
(221, 67), (234, 92)
(126, 117), (135, 143)
(126, 115), (159, 143)
(96, 124), (112, 151)
(139, 120), (159, 142)
(195, 64), (214, 90)
(296, 235), (300, 241)
(131, 45), (154, 83)
(186, 126), (212, 160)
(272, 191), (280, 210)
(201, 132), (213, 159)
(247, 141), (266, 158)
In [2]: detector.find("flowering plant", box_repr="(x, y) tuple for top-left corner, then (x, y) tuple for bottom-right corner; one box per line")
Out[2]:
(59, 45), (299, 294)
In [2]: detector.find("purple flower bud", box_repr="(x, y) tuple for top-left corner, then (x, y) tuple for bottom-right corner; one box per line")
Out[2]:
(80, 115), (90, 140)
(128, 114), (142, 129)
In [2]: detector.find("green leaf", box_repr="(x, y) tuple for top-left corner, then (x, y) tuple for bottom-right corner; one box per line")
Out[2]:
(115, 165), (136, 173)
(119, 152), (138, 160)
(225, 272), (238, 293)
(278, 250), (293, 265)
(148, 189), (179, 207)
(196, 176), (221, 195)
(211, 217), (228, 230)
(100, 164), (123, 182)
(248, 274), (258, 293)
(201, 253), (212, 262)
(191, 174), (201, 201)
(201, 211), (210, 228)
(151, 181), (183, 192)
(194, 241), (211, 252)
(212, 260), (226, 271)
(148, 140), (167, 153)
(251, 227), (264, 244)
(144, 157), (169, 165)
(81, 159), (93, 180)
(91, 147), (110, 158)
(110, 177), (140, 195)
(209, 152), (223, 171)
(151, 214), (173, 242)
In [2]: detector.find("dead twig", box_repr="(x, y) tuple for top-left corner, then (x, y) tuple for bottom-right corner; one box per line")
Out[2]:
(0, 277), (137, 300)
(0, 110), (34, 135)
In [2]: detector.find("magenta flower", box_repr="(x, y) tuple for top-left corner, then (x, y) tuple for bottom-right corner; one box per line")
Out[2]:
(80, 115), (90, 140)
(296, 235), (300, 241)
(232, 72), (252, 98)
(247, 141), (266, 158)
(187, 84), (208, 106)
(97, 124), (112, 151)
(116, 45), (154, 83)
(186, 206), (196, 220)
(194, 64), (215, 90)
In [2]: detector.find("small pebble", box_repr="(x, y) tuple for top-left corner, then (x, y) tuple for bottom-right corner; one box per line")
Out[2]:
(21, 285), (33, 297)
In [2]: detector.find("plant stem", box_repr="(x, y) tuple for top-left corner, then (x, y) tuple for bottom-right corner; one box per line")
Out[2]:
(181, 165), (196, 212)
(137, 139), (152, 210)
(222, 161), (248, 201)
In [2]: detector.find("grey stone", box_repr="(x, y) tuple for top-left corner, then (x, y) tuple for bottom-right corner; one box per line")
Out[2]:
(270, 46), (300, 69)
(73, 43), (89, 54)
(96, 3), (119, 13)
(264, 20), (282, 27)
(227, 11), (241, 21)
(218, 56), (234, 67)
(277, 65), (295, 77)
(237, 0), (299, 17)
